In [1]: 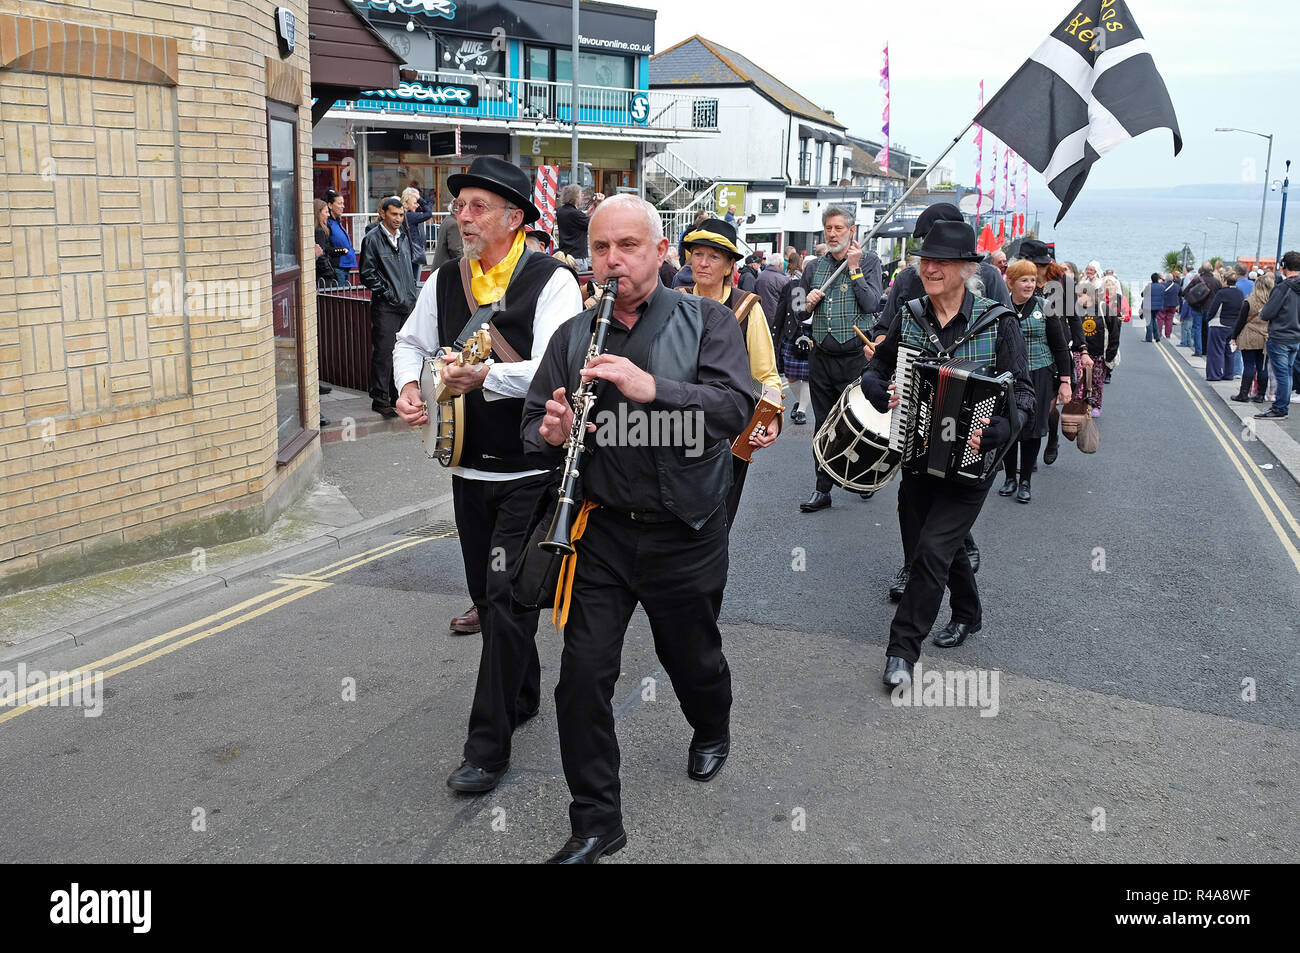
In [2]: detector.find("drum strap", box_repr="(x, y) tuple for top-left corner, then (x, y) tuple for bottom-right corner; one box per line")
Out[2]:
(731, 292), (760, 324)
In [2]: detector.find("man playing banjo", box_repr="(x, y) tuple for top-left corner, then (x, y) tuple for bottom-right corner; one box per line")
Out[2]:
(392, 157), (583, 794)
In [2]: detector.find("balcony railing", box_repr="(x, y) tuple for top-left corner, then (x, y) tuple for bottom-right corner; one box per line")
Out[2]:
(333, 72), (719, 134)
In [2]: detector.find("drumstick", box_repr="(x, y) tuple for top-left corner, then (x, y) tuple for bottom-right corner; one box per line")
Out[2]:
(853, 324), (876, 356)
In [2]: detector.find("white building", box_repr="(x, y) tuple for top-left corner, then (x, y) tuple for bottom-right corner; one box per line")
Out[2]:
(649, 35), (882, 256)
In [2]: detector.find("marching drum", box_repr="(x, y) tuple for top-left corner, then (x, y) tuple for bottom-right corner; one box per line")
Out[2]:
(812, 381), (901, 493)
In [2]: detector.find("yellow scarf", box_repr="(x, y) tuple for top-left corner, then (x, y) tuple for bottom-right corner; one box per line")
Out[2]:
(469, 230), (526, 305)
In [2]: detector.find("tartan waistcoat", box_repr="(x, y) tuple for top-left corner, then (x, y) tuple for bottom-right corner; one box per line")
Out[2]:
(900, 294), (1000, 368)
(809, 255), (866, 345)
(1017, 296), (1054, 371)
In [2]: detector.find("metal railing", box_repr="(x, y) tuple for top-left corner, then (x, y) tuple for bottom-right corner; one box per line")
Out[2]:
(333, 72), (719, 134)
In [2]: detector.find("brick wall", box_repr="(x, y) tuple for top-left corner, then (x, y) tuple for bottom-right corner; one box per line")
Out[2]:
(0, 0), (319, 591)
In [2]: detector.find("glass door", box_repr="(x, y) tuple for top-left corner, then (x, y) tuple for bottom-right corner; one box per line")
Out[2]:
(268, 101), (310, 460)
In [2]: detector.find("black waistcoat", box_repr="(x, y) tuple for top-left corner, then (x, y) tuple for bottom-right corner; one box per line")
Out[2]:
(435, 251), (566, 472)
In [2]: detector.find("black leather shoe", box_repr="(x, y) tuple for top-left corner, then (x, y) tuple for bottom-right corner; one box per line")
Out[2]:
(882, 656), (913, 688)
(800, 491), (832, 512)
(1043, 442), (1059, 465)
(688, 735), (730, 782)
(932, 618), (982, 648)
(516, 704), (540, 723)
(544, 828), (628, 864)
(888, 565), (909, 602)
(790, 408), (807, 425)
(446, 760), (508, 793)
(998, 476), (1017, 496)
(1016, 481), (1031, 504)
(965, 538), (980, 574)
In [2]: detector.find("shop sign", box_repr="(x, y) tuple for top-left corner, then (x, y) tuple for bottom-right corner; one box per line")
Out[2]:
(351, 0), (457, 20)
(361, 81), (480, 108)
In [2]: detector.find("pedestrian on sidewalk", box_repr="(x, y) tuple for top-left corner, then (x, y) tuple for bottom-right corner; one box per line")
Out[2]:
(1184, 263), (1221, 357)
(358, 196), (419, 417)
(1255, 251), (1300, 420)
(1231, 271), (1273, 403)
(1204, 279), (1245, 381)
(431, 213), (463, 269)
(1076, 281), (1116, 416)
(401, 187), (434, 283)
(324, 189), (357, 287)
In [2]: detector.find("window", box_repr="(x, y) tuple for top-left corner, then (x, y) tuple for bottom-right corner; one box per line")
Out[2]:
(267, 102), (307, 457)
(814, 141), (825, 186)
(692, 99), (718, 129)
(557, 50), (634, 117)
(269, 118), (298, 274)
(525, 46), (554, 118)
(798, 139), (811, 185)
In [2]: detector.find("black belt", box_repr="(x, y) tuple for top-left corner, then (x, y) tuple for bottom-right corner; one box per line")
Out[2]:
(609, 508), (677, 524)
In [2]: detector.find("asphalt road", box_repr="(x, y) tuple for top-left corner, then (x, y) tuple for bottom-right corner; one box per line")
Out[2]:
(1, 336), (1297, 864)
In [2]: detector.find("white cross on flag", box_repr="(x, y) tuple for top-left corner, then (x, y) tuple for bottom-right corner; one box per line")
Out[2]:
(975, 0), (1181, 225)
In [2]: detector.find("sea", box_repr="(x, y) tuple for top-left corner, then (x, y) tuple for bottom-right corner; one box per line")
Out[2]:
(1032, 185), (1292, 289)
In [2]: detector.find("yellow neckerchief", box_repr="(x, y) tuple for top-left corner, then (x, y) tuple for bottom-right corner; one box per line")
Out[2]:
(469, 229), (526, 305)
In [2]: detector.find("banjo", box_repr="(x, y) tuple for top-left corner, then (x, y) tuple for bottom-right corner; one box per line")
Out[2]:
(420, 325), (493, 467)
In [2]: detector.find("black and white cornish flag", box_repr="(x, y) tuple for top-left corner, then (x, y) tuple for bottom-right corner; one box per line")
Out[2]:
(975, 1), (1181, 224)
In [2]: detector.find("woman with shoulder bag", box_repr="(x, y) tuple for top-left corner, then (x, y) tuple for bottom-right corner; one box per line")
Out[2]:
(401, 187), (434, 282)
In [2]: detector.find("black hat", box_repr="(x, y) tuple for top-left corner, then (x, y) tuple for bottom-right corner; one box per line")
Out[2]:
(1018, 238), (1053, 265)
(446, 156), (541, 224)
(682, 218), (742, 260)
(915, 220), (982, 262)
(913, 202), (964, 238)
(526, 228), (552, 249)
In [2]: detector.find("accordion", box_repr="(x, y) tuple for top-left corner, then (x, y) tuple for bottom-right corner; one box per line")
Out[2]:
(901, 359), (1014, 484)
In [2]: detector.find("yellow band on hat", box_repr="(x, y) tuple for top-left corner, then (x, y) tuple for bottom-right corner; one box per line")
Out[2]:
(682, 229), (741, 257)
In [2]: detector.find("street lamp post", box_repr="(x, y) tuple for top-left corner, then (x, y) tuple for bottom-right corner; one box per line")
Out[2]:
(1192, 227), (1208, 264)
(1277, 160), (1291, 268)
(1208, 216), (1240, 262)
(1216, 126), (1273, 264)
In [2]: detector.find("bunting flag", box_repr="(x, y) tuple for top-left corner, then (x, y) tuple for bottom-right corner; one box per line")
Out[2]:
(974, 0), (1182, 224)
(878, 44), (890, 176)
(976, 223), (998, 254)
(987, 137), (999, 212)
(996, 218), (1006, 246)
(1020, 158), (1030, 233)
(1002, 146), (1012, 218)
(974, 81), (984, 226)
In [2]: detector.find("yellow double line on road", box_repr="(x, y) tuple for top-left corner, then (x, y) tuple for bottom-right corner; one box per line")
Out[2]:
(0, 534), (449, 724)
(1154, 342), (1300, 576)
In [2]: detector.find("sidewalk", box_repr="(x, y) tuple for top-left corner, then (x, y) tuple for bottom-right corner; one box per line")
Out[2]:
(1161, 336), (1300, 485)
(0, 428), (455, 665)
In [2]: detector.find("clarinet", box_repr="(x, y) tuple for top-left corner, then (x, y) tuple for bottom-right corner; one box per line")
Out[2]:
(540, 278), (619, 555)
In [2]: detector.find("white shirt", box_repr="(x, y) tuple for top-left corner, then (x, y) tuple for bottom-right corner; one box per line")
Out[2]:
(393, 263), (585, 481)
(381, 221), (401, 251)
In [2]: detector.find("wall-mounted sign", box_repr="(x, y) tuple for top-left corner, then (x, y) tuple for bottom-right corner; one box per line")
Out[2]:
(629, 92), (649, 125)
(760, 198), (779, 215)
(361, 81), (480, 108)
(365, 129), (509, 157)
(438, 35), (505, 75)
(351, 0), (457, 20)
(276, 7), (296, 55)
(715, 183), (746, 217)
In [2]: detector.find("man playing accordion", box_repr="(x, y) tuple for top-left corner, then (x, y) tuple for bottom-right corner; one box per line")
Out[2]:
(858, 220), (1035, 687)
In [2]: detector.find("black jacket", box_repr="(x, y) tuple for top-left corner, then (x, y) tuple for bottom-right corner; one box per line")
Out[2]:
(1205, 286), (1245, 328)
(1260, 275), (1300, 345)
(358, 224), (418, 313)
(402, 197), (434, 264)
(557, 203), (589, 258)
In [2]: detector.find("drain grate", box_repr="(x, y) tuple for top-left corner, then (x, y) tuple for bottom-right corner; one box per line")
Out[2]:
(406, 520), (459, 538)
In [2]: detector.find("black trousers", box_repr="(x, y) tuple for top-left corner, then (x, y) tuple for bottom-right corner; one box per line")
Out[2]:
(556, 506), (731, 836)
(889, 472), (989, 664)
(452, 473), (549, 772)
(369, 304), (404, 407)
(809, 346), (868, 493)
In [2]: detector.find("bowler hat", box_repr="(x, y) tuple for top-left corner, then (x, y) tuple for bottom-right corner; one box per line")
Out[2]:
(682, 218), (743, 260)
(912, 202), (964, 238)
(1018, 239), (1053, 265)
(526, 228), (552, 249)
(447, 156), (541, 224)
(915, 220), (982, 262)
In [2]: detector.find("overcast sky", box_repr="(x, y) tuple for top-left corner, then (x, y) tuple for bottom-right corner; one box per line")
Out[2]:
(647, 0), (1295, 194)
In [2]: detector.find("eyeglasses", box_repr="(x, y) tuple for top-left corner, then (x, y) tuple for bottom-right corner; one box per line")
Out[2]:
(450, 198), (517, 218)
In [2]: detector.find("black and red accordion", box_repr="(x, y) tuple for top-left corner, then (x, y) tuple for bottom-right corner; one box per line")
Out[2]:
(901, 358), (1014, 484)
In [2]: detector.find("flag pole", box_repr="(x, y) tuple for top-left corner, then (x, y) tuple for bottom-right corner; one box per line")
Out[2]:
(812, 119), (976, 298)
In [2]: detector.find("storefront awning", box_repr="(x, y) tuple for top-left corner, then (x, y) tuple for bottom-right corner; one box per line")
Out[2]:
(309, 0), (405, 125)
